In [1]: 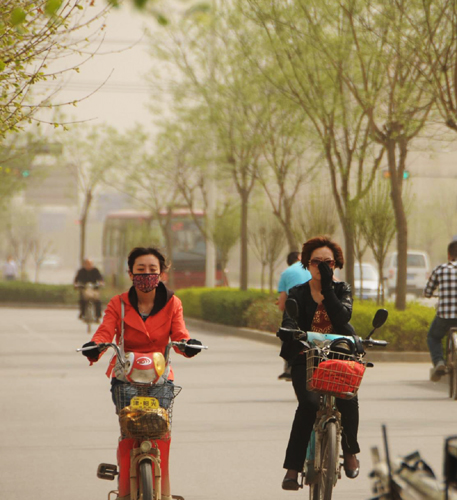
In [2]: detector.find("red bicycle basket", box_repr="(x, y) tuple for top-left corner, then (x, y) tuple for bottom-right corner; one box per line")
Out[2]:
(306, 349), (365, 399)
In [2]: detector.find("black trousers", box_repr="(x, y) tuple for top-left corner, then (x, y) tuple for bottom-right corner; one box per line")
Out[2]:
(283, 363), (360, 471)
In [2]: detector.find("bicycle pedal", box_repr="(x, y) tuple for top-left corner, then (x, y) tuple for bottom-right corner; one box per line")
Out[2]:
(97, 463), (118, 480)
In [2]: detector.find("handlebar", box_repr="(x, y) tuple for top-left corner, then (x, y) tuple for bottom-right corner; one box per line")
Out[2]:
(361, 339), (388, 347)
(277, 327), (388, 351)
(76, 340), (208, 366)
(75, 282), (103, 288)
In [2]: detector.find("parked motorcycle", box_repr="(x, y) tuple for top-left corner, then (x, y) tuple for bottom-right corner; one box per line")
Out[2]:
(368, 425), (457, 500)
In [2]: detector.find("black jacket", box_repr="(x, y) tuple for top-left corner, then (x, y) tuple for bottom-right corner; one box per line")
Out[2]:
(279, 280), (353, 364)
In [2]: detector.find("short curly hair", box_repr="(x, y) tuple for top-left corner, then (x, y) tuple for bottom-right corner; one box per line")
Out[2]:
(301, 236), (344, 269)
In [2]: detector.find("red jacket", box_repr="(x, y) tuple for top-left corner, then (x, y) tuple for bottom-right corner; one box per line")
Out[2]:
(91, 290), (190, 379)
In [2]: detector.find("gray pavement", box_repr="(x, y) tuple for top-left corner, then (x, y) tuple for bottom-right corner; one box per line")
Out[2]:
(0, 307), (454, 500)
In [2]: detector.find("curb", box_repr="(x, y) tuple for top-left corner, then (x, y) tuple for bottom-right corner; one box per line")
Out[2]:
(184, 317), (431, 363)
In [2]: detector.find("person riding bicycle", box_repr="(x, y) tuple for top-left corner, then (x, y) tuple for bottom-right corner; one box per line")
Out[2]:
(80, 247), (203, 500)
(424, 240), (457, 382)
(278, 236), (360, 491)
(74, 258), (104, 322)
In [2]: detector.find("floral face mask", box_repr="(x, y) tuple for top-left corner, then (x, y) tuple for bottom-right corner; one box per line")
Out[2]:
(132, 273), (160, 293)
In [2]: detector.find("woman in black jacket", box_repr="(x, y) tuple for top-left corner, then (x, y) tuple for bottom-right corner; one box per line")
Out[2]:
(280, 236), (360, 491)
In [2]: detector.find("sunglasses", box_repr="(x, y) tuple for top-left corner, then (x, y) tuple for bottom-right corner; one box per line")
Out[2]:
(309, 259), (335, 268)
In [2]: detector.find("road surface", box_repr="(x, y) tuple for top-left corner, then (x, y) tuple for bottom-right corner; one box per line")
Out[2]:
(0, 307), (452, 500)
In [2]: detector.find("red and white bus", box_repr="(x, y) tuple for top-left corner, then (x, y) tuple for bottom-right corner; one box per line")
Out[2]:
(102, 209), (224, 289)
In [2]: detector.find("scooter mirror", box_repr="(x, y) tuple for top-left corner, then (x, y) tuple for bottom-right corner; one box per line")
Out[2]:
(372, 309), (388, 329)
(285, 298), (299, 321)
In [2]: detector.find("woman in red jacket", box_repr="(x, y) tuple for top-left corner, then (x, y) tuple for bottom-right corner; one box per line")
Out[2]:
(81, 247), (202, 500)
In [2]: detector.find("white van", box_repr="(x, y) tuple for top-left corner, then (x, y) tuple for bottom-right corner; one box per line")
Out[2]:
(383, 250), (431, 297)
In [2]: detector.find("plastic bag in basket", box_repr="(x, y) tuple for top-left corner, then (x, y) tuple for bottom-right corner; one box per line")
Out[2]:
(119, 406), (170, 439)
(310, 359), (365, 396)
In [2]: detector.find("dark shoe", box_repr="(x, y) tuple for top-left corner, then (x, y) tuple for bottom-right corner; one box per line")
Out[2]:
(282, 477), (300, 490)
(343, 453), (360, 479)
(278, 372), (292, 381)
(430, 360), (447, 382)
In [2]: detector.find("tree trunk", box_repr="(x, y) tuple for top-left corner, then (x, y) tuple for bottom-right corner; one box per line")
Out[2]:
(342, 222), (355, 290)
(163, 217), (175, 290)
(386, 140), (408, 310)
(240, 191), (249, 291)
(80, 189), (93, 266)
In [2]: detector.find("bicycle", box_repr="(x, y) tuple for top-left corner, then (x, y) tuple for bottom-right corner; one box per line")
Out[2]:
(446, 328), (457, 400)
(77, 340), (208, 500)
(75, 282), (102, 334)
(278, 299), (388, 500)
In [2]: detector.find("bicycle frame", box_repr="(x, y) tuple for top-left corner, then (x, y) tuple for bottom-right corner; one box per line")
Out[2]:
(304, 394), (342, 488)
(78, 340), (207, 500)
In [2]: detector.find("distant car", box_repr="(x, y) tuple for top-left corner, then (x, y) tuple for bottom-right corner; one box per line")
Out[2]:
(353, 263), (380, 300)
(383, 250), (430, 297)
(41, 255), (61, 269)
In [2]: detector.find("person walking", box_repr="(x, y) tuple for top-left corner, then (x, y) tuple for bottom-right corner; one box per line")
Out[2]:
(424, 240), (457, 381)
(276, 251), (311, 380)
(2, 256), (18, 281)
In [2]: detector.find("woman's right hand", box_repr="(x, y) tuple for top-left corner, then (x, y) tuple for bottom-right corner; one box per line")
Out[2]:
(81, 341), (100, 361)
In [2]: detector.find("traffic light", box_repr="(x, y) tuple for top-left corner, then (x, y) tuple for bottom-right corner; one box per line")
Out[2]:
(382, 169), (410, 179)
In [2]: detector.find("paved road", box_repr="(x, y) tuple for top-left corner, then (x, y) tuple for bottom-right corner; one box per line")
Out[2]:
(0, 307), (453, 500)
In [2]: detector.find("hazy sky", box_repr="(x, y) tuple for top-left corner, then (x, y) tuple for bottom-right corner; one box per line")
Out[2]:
(37, 4), (160, 133)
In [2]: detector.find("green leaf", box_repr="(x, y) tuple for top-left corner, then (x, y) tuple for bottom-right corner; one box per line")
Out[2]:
(107, 0), (120, 7)
(0, 60), (5, 72)
(45, 0), (63, 16)
(134, 0), (148, 8)
(156, 14), (168, 26)
(10, 8), (27, 26)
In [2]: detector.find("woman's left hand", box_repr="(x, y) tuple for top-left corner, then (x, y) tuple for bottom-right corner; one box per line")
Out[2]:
(318, 261), (334, 292)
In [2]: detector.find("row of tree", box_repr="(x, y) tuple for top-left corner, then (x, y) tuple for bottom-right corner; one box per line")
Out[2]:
(4, 1), (457, 307)
(141, 0), (457, 309)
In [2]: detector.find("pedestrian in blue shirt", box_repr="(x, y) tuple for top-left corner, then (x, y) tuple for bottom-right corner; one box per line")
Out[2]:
(277, 252), (312, 380)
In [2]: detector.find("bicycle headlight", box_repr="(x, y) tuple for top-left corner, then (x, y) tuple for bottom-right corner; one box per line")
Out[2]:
(140, 441), (153, 453)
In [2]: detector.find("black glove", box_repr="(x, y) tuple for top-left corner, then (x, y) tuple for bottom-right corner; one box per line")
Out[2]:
(81, 341), (100, 361)
(184, 339), (202, 357)
(318, 261), (334, 292)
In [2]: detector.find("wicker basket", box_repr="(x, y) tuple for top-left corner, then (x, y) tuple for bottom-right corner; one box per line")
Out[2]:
(113, 382), (181, 440)
(305, 348), (365, 400)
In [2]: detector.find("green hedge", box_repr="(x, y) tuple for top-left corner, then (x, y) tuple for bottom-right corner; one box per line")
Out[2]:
(178, 287), (436, 351)
(177, 287), (268, 327)
(0, 280), (117, 305)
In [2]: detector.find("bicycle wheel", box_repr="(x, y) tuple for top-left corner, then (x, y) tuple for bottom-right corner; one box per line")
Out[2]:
(447, 334), (454, 399)
(139, 461), (154, 500)
(86, 302), (95, 335)
(312, 422), (338, 500)
(449, 331), (457, 401)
